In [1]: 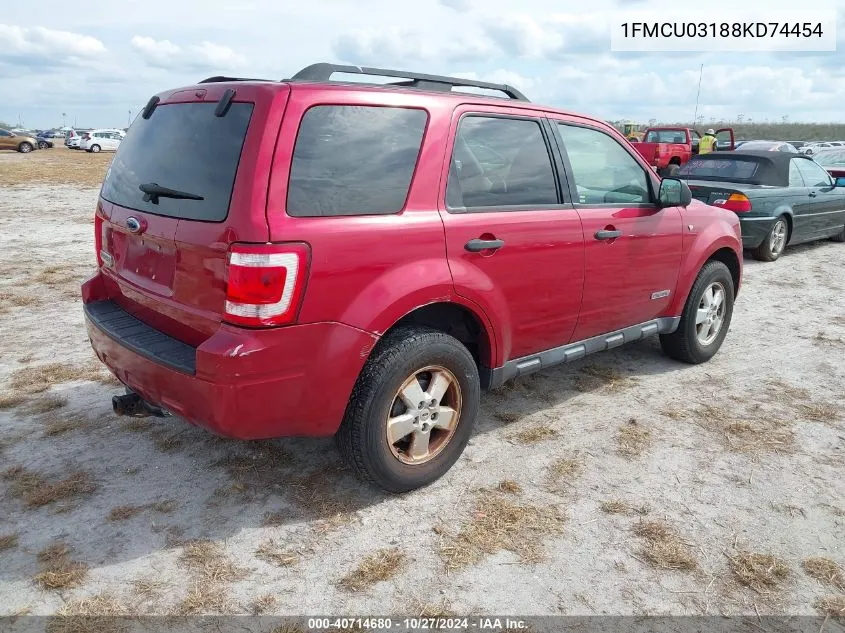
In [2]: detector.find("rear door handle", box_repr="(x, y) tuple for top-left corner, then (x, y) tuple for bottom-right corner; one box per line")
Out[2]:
(809, 191), (817, 198)
(465, 238), (504, 252)
(595, 229), (623, 240)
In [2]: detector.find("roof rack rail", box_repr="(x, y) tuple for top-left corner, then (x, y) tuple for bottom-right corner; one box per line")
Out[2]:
(286, 63), (529, 101)
(198, 76), (269, 84)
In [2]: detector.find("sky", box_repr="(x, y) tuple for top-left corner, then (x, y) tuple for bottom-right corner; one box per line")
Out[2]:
(1, 0), (843, 129)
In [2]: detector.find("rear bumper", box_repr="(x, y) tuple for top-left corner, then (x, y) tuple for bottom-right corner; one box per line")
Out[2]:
(82, 274), (378, 439)
(738, 216), (777, 249)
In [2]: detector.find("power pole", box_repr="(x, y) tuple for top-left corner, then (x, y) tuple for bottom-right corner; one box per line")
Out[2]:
(692, 64), (703, 125)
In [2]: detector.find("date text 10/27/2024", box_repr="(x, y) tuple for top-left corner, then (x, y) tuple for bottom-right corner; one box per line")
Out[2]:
(307, 618), (529, 630)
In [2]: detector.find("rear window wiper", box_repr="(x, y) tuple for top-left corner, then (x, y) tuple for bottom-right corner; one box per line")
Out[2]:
(139, 182), (204, 205)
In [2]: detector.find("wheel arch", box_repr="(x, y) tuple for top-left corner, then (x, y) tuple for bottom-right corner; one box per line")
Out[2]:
(382, 301), (497, 388)
(706, 247), (741, 298)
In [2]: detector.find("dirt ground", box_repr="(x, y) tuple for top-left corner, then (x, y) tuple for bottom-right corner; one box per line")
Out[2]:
(0, 147), (844, 619)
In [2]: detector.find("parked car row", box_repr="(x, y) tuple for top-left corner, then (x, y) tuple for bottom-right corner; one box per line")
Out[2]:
(65, 128), (125, 152)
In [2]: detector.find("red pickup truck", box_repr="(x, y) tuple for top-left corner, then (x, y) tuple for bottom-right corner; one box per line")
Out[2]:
(632, 127), (735, 177)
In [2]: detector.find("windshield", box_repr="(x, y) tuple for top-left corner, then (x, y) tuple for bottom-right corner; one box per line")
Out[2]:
(678, 157), (761, 181)
(814, 149), (845, 167)
(101, 102), (253, 221)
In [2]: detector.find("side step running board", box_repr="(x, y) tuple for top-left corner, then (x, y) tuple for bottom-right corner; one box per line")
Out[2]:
(488, 317), (681, 389)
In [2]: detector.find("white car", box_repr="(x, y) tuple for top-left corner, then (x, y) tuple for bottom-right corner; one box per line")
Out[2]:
(802, 142), (833, 156)
(80, 129), (125, 153)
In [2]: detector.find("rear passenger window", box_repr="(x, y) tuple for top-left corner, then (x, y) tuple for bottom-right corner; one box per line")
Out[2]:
(558, 124), (651, 205)
(287, 106), (427, 217)
(446, 116), (558, 210)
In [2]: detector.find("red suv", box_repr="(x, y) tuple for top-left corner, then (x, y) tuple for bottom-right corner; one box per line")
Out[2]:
(83, 63), (742, 492)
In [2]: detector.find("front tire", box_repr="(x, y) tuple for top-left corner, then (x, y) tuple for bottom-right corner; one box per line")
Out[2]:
(831, 223), (845, 243)
(660, 261), (735, 364)
(90, 144), (101, 153)
(666, 163), (680, 177)
(752, 216), (788, 261)
(18, 142), (33, 153)
(38, 141), (49, 149)
(336, 326), (480, 493)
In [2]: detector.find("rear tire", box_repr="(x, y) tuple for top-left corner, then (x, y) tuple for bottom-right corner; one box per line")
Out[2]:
(335, 326), (480, 493)
(831, 223), (845, 243)
(90, 144), (101, 153)
(18, 142), (33, 153)
(660, 261), (735, 365)
(38, 141), (49, 149)
(752, 215), (789, 261)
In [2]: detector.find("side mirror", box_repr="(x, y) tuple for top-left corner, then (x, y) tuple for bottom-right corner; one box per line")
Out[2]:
(834, 177), (845, 188)
(658, 178), (692, 207)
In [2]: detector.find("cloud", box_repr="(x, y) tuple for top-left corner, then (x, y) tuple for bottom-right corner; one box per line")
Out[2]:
(131, 36), (181, 67)
(440, 0), (471, 11)
(131, 35), (246, 70)
(0, 24), (106, 69)
(483, 14), (608, 58)
(333, 27), (494, 66)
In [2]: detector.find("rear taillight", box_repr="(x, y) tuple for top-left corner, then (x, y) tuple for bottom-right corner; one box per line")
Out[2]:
(713, 193), (752, 213)
(224, 243), (310, 327)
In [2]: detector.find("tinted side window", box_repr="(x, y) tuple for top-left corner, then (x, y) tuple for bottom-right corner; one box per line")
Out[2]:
(446, 116), (558, 210)
(789, 160), (806, 187)
(0, 130), (10, 137)
(287, 106), (427, 217)
(796, 159), (832, 187)
(558, 124), (650, 204)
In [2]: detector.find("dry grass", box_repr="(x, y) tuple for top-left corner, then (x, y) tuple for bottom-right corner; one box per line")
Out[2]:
(693, 404), (794, 453)
(812, 331), (845, 349)
(0, 533), (19, 551)
(43, 414), (87, 437)
(131, 577), (167, 602)
(25, 395), (69, 414)
(256, 539), (299, 567)
(3, 466), (96, 508)
(616, 419), (651, 457)
(152, 431), (185, 453)
(0, 148), (113, 187)
(766, 379), (811, 402)
(802, 557), (844, 590)
(814, 595), (845, 617)
(0, 392), (28, 409)
(798, 403), (840, 425)
(633, 520), (697, 571)
(575, 364), (638, 393)
(180, 539), (245, 583)
(509, 424), (557, 444)
(728, 551), (789, 593)
(600, 499), (630, 515)
(9, 362), (112, 395)
(547, 456), (584, 490)
(659, 406), (688, 420)
(440, 493), (565, 570)
(407, 597), (455, 618)
(497, 480), (522, 495)
(34, 264), (81, 288)
(339, 547), (405, 591)
(0, 290), (40, 307)
(108, 505), (146, 522)
(122, 419), (154, 433)
(177, 582), (234, 615)
(493, 411), (521, 424)
(49, 593), (130, 633)
(251, 594), (277, 614)
(34, 542), (89, 590)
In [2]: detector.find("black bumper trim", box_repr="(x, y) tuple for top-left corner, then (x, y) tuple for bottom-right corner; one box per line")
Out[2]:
(84, 300), (197, 375)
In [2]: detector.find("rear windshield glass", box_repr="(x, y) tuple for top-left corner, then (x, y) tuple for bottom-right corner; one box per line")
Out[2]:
(287, 105), (427, 217)
(644, 130), (687, 143)
(679, 157), (760, 181)
(101, 102), (253, 221)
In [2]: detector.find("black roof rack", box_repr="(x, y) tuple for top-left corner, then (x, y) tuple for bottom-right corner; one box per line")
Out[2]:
(286, 63), (529, 101)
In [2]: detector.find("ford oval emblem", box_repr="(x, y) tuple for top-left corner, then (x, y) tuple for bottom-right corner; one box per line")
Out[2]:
(126, 217), (142, 233)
